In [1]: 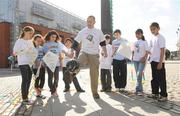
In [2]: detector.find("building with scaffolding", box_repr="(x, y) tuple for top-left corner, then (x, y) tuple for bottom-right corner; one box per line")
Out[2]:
(0, 0), (86, 68)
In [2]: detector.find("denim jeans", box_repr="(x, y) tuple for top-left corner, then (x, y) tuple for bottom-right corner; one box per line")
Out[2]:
(133, 61), (145, 92)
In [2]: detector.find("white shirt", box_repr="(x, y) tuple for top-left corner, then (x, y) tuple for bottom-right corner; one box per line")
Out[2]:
(99, 44), (113, 69)
(150, 34), (166, 62)
(62, 46), (75, 67)
(13, 39), (38, 66)
(133, 40), (149, 61)
(75, 27), (105, 54)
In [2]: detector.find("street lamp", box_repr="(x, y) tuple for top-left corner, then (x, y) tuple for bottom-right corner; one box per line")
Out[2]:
(176, 25), (180, 51)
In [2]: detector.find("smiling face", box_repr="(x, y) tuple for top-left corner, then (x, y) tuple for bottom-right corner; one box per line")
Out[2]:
(49, 34), (57, 42)
(114, 32), (121, 39)
(34, 37), (43, 46)
(24, 31), (34, 40)
(87, 16), (95, 29)
(150, 26), (160, 36)
(65, 39), (72, 48)
(136, 32), (143, 40)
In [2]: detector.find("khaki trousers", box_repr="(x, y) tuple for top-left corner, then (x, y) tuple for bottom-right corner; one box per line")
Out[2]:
(78, 52), (99, 94)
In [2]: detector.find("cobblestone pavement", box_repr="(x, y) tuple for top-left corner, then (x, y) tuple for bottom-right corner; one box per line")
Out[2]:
(0, 61), (179, 116)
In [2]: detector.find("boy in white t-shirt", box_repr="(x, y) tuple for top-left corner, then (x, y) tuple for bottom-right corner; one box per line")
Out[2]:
(148, 22), (168, 102)
(62, 38), (85, 92)
(100, 34), (113, 92)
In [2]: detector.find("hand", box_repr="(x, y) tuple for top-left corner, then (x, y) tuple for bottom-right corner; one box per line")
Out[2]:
(140, 57), (146, 63)
(157, 62), (162, 70)
(103, 51), (108, 58)
(67, 52), (74, 58)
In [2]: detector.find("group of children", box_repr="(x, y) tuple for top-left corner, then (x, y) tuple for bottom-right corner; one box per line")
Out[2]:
(99, 22), (167, 102)
(13, 21), (168, 105)
(13, 26), (84, 105)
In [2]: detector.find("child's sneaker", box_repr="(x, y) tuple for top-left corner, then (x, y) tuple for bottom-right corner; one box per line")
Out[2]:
(147, 94), (159, 99)
(158, 96), (167, 102)
(137, 92), (144, 96)
(22, 99), (34, 105)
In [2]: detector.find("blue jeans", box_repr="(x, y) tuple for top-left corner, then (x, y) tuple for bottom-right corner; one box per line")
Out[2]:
(133, 61), (145, 92)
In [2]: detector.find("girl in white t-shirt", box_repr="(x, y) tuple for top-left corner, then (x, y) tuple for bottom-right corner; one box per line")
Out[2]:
(99, 34), (113, 92)
(132, 29), (149, 96)
(13, 26), (37, 105)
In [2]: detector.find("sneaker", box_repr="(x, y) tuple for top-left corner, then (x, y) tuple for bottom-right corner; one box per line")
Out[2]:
(100, 89), (106, 92)
(22, 99), (34, 105)
(115, 88), (120, 92)
(36, 95), (46, 99)
(52, 91), (58, 97)
(147, 94), (159, 99)
(136, 92), (144, 96)
(158, 96), (168, 102)
(93, 93), (100, 99)
(77, 89), (85, 92)
(119, 88), (127, 93)
(63, 89), (70, 92)
(105, 89), (112, 92)
(35, 88), (41, 96)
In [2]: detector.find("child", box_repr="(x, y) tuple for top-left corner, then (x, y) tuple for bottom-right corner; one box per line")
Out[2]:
(132, 29), (149, 96)
(62, 38), (85, 92)
(32, 34), (46, 99)
(43, 30), (63, 97)
(99, 34), (113, 92)
(112, 29), (128, 93)
(148, 22), (168, 101)
(13, 26), (37, 105)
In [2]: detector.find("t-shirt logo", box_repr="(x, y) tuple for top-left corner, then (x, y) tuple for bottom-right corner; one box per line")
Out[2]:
(86, 34), (94, 42)
(135, 43), (140, 53)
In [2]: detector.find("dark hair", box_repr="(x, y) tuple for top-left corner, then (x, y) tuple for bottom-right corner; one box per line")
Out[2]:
(33, 34), (43, 47)
(113, 29), (121, 34)
(20, 26), (34, 38)
(150, 22), (160, 28)
(88, 15), (96, 20)
(105, 34), (111, 40)
(135, 29), (145, 41)
(59, 34), (64, 39)
(65, 37), (73, 43)
(44, 30), (59, 42)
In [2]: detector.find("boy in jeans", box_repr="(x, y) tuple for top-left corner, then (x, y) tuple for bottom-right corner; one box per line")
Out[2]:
(148, 22), (168, 101)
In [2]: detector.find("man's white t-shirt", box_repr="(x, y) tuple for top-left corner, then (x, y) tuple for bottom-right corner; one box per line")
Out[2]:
(99, 44), (113, 69)
(74, 27), (105, 54)
(150, 34), (166, 63)
(133, 40), (149, 61)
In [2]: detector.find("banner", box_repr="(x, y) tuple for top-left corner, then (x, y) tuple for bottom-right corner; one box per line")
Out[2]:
(43, 51), (59, 72)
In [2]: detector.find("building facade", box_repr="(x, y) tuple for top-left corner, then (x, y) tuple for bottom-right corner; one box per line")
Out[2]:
(0, 0), (86, 68)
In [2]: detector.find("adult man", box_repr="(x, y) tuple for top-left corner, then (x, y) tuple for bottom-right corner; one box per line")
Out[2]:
(72, 15), (107, 99)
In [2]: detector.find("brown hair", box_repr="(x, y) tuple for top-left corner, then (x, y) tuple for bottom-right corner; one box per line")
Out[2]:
(44, 30), (59, 42)
(33, 34), (43, 47)
(20, 26), (34, 38)
(88, 15), (96, 20)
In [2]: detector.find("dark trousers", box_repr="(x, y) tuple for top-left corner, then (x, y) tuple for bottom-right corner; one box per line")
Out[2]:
(100, 69), (112, 90)
(62, 67), (82, 90)
(19, 65), (32, 100)
(33, 67), (45, 89)
(47, 67), (59, 94)
(112, 59), (127, 88)
(151, 61), (168, 97)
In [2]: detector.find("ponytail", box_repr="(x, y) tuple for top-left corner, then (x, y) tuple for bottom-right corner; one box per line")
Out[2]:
(141, 35), (145, 41)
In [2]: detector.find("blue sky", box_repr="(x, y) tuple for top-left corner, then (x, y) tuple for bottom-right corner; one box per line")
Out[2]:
(45, 0), (180, 51)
